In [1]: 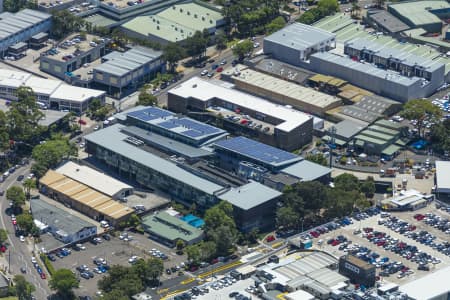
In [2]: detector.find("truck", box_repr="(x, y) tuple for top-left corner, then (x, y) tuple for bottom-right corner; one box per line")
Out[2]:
(301, 239), (313, 249)
(380, 168), (396, 177)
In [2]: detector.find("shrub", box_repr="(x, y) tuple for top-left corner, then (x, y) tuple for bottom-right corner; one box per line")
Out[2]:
(40, 254), (55, 276)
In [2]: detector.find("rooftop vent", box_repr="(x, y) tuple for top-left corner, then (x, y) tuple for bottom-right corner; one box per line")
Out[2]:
(192, 84), (197, 88)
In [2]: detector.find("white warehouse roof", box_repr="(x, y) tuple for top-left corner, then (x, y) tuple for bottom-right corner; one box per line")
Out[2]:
(169, 77), (313, 132)
(56, 161), (133, 198)
(400, 265), (450, 299)
(435, 161), (450, 193)
(50, 85), (105, 103)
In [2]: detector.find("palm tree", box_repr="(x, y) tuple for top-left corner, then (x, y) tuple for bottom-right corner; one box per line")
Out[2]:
(23, 179), (36, 200)
(351, 2), (361, 19)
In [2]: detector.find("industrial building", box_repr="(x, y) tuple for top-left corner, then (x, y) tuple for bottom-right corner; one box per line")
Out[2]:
(221, 65), (341, 116)
(388, 0), (450, 33)
(141, 211), (204, 247)
(379, 189), (429, 211)
(55, 161), (133, 200)
(30, 198), (97, 244)
(322, 119), (368, 148)
(92, 46), (165, 98)
(0, 9), (52, 57)
(435, 161), (450, 202)
(39, 170), (134, 226)
(340, 95), (402, 124)
(338, 255), (376, 287)
(167, 77), (314, 151)
(344, 38), (445, 87)
(218, 181), (282, 232)
(263, 23), (336, 66)
(399, 265), (450, 300)
(309, 52), (439, 102)
(120, 2), (224, 44)
(257, 252), (348, 300)
(0, 68), (106, 113)
(40, 34), (107, 80)
(366, 10), (410, 35)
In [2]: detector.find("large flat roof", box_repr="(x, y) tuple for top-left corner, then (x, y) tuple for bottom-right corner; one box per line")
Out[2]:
(436, 161), (450, 191)
(56, 161), (132, 198)
(127, 106), (227, 143)
(369, 10), (410, 33)
(311, 52), (422, 87)
(0, 9), (50, 41)
(142, 211), (203, 242)
(388, 0), (450, 27)
(30, 198), (96, 236)
(214, 136), (301, 169)
(280, 160), (331, 181)
(23, 77), (62, 95)
(84, 124), (224, 195)
(50, 85), (105, 102)
(400, 265), (450, 299)
(223, 65), (341, 110)
(218, 181), (282, 210)
(95, 46), (162, 77)
(168, 77), (313, 132)
(264, 22), (336, 51)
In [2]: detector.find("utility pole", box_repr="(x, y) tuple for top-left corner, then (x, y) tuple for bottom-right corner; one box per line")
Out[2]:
(8, 250), (11, 274)
(329, 126), (337, 168)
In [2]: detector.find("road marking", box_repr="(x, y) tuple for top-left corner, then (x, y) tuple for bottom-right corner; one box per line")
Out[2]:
(197, 260), (242, 279)
(181, 277), (195, 285)
(276, 292), (288, 299)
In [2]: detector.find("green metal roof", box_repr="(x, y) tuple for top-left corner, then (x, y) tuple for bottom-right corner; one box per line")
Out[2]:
(375, 119), (405, 130)
(388, 1), (450, 27)
(360, 130), (394, 141)
(355, 134), (387, 145)
(142, 212), (203, 242)
(382, 144), (401, 156)
(395, 138), (410, 146)
(368, 125), (399, 136)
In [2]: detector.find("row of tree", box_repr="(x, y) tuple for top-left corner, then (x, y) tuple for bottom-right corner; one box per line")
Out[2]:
(185, 202), (238, 265)
(297, 0), (340, 24)
(276, 174), (372, 230)
(98, 258), (163, 299)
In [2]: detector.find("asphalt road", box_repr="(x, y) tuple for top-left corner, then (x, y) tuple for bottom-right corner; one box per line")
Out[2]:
(0, 165), (52, 299)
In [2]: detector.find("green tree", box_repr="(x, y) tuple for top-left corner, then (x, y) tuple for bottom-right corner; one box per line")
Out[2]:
(334, 173), (360, 192)
(429, 119), (450, 154)
(305, 153), (328, 166)
(176, 240), (185, 251)
(16, 213), (34, 233)
(51, 10), (86, 39)
(89, 98), (102, 112)
(13, 275), (35, 300)
(102, 289), (129, 300)
(317, 0), (339, 13)
(136, 90), (157, 107)
(297, 10), (317, 24)
(185, 244), (202, 265)
(98, 265), (143, 296)
(351, 2), (361, 18)
(6, 86), (44, 146)
(163, 42), (186, 73)
(400, 99), (442, 138)
(0, 229), (7, 244)
(146, 257), (164, 283)
(6, 186), (26, 208)
(266, 16), (286, 34)
(232, 40), (254, 60)
(185, 31), (208, 60)
(276, 206), (300, 229)
(0, 111), (10, 151)
(215, 32), (228, 50)
(360, 176), (376, 198)
(49, 268), (79, 298)
(31, 136), (77, 178)
(199, 241), (217, 261)
(23, 178), (36, 199)
(208, 225), (237, 256)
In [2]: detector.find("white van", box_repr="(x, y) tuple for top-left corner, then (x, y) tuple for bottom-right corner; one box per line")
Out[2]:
(100, 220), (109, 228)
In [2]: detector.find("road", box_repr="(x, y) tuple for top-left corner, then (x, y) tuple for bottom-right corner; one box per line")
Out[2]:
(0, 165), (52, 299)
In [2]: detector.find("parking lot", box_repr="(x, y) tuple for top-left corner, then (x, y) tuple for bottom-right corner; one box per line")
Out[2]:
(303, 205), (450, 285)
(50, 231), (188, 297)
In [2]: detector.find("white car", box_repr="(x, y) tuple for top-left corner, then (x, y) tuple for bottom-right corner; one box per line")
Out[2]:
(31, 257), (37, 264)
(94, 125), (100, 131)
(79, 142), (85, 148)
(19, 236), (25, 242)
(128, 256), (138, 264)
(200, 70), (208, 76)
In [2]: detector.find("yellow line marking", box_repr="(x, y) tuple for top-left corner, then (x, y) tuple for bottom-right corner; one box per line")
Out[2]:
(181, 277), (195, 285)
(276, 292), (288, 299)
(198, 261), (242, 279)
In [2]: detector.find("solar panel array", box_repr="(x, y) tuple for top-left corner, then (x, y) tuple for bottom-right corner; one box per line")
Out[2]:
(127, 107), (223, 140)
(127, 107), (174, 122)
(215, 136), (298, 165)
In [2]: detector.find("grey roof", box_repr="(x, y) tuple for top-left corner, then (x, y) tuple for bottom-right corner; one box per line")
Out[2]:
(0, 274), (8, 288)
(0, 9), (51, 43)
(280, 160), (331, 181)
(121, 126), (213, 159)
(311, 52), (422, 87)
(341, 95), (399, 123)
(345, 38), (443, 73)
(369, 10), (410, 33)
(330, 119), (368, 140)
(30, 198), (96, 235)
(9, 42), (27, 50)
(218, 181), (282, 210)
(31, 32), (48, 40)
(84, 124), (224, 195)
(95, 46), (163, 77)
(264, 23), (336, 51)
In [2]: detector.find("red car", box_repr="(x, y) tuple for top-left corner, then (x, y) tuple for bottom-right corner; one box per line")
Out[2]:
(12, 220), (16, 225)
(266, 235), (276, 242)
(216, 67), (224, 72)
(331, 240), (340, 246)
(78, 119), (87, 125)
(211, 258), (219, 265)
(189, 266), (198, 272)
(310, 231), (320, 238)
(40, 272), (46, 279)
